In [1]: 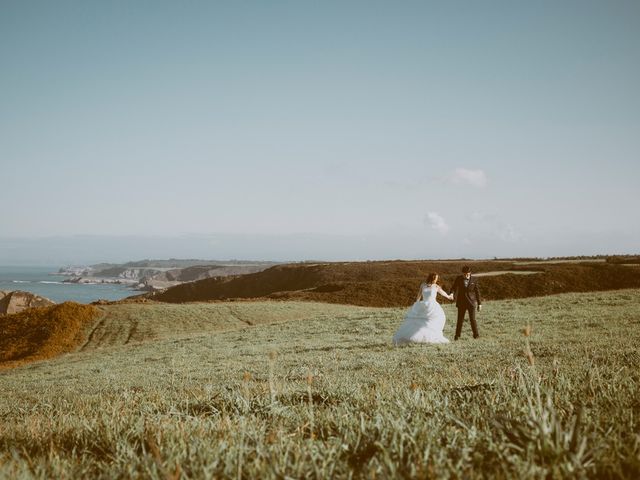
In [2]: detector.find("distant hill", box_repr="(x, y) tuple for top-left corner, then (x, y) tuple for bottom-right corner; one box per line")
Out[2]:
(115, 259), (277, 268)
(58, 259), (281, 291)
(146, 258), (640, 307)
(135, 264), (281, 290)
(60, 259), (279, 276)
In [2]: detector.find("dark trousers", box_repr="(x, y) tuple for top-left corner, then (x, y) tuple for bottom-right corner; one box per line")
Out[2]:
(455, 303), (479, 339)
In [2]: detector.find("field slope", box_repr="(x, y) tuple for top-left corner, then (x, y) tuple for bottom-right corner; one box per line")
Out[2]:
(0, 303), (98, 369)
(1, 290), (639, 478)
(80, 301), (377, 350)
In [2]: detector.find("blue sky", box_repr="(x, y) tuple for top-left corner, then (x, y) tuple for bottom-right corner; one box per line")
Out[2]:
(1, 1), (638, 262)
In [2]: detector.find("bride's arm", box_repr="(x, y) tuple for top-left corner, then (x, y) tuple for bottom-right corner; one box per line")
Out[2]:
(416, 283), (424, 301)
(437, 285), (454, 301)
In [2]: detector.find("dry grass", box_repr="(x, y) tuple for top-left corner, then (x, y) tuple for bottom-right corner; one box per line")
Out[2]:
(148, 259), (640, 307)
(1, 290), (639, 478)
(0, 303), (98, 369)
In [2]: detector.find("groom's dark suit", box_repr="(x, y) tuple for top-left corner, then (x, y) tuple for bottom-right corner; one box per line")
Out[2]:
(449, 275), (482, 339)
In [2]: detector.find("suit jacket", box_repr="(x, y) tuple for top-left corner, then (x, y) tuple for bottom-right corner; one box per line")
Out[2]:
(449, 275), (482, 308)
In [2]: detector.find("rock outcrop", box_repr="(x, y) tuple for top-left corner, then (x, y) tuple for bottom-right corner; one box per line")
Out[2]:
(0, 290), (56, 315)
(58, 261), (280, 293)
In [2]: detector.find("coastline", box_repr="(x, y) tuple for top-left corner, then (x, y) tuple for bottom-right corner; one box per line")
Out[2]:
(0, 266), (140, 304)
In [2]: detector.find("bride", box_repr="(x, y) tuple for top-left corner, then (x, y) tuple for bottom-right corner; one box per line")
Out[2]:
(393, 273), (453, 345)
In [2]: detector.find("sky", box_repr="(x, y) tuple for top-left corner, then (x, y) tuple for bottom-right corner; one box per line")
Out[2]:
(1, 1), (639, 263)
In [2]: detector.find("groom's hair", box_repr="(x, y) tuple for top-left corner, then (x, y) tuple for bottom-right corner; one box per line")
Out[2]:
(462, 265), (471, 274)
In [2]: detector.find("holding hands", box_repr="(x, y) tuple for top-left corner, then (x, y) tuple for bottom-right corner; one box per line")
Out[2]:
(436, 285), (454, 301)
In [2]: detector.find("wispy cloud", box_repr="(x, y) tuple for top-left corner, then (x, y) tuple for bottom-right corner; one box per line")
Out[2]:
(467, 211), (499, 223)
(425, 212), (450, 235)
(499, 225), (522, 242)
(465, 211), (523, 243)
(451, 168), (487, 188)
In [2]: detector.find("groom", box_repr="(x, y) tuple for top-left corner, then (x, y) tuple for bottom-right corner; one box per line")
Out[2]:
(449, 265), (482, 340)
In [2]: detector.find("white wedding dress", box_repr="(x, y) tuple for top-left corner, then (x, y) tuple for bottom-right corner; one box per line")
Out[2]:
(393, 284), (450, 345)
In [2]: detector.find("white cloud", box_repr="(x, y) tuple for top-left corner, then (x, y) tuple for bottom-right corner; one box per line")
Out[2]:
(451, 168), (487, 188)
(467, 211), (497, 223)
(425, 212), (450, 235)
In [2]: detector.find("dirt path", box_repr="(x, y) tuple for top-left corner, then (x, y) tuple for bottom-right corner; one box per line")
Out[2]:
(474, 270), (541, 277)
(513, 259), (606, 265)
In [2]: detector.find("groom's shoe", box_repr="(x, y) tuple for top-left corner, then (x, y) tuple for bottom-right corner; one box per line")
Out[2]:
(454, 336), (460, 341)
(473, 335), (480, 339)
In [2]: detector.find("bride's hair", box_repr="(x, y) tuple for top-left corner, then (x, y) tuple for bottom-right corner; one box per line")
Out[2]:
(426, 273), (439, 285)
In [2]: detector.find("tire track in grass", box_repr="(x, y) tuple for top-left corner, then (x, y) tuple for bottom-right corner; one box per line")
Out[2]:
(227, 306), (254, 326)
(124, 314), (138, 345)
(80, 308), (108, 351)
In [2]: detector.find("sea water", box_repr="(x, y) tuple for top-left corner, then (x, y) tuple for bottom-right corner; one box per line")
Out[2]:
(0, 266), (138, 304)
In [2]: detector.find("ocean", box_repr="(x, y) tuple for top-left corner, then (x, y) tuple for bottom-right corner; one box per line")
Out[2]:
(0, 266), (138, 304)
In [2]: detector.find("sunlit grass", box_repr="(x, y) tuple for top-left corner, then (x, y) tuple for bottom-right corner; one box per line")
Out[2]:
(1, 290), (639, 478)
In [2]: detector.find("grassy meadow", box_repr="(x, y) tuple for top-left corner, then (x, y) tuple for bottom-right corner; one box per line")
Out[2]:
(1, 290), (639, 478)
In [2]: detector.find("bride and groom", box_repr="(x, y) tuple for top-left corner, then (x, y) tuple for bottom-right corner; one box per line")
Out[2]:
(392, 266), (482, 345)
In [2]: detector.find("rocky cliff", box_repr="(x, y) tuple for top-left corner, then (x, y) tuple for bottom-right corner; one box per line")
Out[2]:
(58, 260), (280, 292)
(0, 290), (56, 315)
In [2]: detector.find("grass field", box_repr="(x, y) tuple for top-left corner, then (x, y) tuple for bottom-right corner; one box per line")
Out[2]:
(1, 290), (639, 478)
(81, 302), (369, 350)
